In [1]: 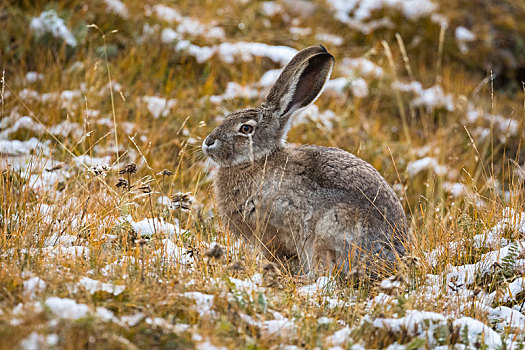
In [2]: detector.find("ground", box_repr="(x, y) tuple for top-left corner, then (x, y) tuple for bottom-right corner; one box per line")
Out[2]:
(1, 0), (525, 349)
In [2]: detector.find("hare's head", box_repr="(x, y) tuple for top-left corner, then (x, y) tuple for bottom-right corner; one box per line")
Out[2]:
(202, 45), (334, 167)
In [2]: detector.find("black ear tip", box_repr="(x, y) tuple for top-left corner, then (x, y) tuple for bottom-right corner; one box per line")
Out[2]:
(318, 45), (327, 52)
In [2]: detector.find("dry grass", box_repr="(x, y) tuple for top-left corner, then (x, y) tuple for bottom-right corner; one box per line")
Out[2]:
(1, 0), (525, 348)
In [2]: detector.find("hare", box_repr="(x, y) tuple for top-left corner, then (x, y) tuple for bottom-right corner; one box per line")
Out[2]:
(202, 45), (408, 277)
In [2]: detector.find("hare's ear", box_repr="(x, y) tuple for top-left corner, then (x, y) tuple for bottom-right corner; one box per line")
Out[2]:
(265, 45), (334, 121)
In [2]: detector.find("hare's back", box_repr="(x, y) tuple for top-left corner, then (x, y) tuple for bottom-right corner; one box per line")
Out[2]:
(291, 145), (407, 231)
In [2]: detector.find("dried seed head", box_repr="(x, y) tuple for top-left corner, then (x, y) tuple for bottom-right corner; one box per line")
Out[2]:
(379, 274), (405, 295)
(135, 238), (148, 245)
(160, 169), (173, 176)
(116, 178), (129, 189)
(205, 244), (225, 259)
(262, 262), (281, 276)
(228, 261), (245, 272)
(348, 266), (365, 280)
(172, 192), (192, 211)
(185, 246), (198, 258)
(139, 185), (152, 193)
(119, 162), (138, 175)
(401, 255), (420, 267)
(88, 164), (110, 177)
(45, 163), (63, 172)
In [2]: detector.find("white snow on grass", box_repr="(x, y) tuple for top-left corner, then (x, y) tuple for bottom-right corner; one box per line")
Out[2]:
(209, 82), (260, 103)
(104, 0), (129, 18)
(392, 81), (455, 112)
(23, 277), (46, 296)
(25, 72), (44, 83)
(0, 115), (45, 138)
(0, 138), (44, 156)
(339, 57), (384, 78)
(20, 332), (59, 350)
(494, 277), (525, 304)
(453, 317), (504, 348)
(152, 4), (182, 23)
(175, 41), (298, 65)
(161, 28), (182, 43)
(196, 341), (227, 350)
(176, 18), (225, 40)
(77, 276), (125, 296)
(44, 297), (90, 320)
(327, 0), (438, 34)
(183, 292), (215, 317)
(30, 10), (77, 47)
(315, 33), (344, 46)
(141, 96), (177, 119)
(120, 215), (180, 238)
(326, 326), (352, 346)
(406, 157), (448, 177)
(298, 276), (335, 297)
(446, 240), (525, 287)
(229, 273), (264, 294)
(455, 26), (476, 53)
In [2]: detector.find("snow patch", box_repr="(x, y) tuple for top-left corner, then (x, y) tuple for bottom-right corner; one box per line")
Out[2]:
(30, 10), (77, 47)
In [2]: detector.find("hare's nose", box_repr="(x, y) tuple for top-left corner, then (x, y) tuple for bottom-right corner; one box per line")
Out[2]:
(204, 137), (216, 147)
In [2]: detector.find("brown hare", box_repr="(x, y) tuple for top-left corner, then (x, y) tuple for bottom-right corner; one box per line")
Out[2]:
(202, 45), (408, 277)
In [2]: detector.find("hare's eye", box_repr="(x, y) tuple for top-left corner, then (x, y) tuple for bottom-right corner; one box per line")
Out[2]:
(239, 124), (254, 134)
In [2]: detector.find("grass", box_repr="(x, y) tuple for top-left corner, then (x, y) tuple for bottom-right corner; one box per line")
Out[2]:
(1, 0), (525, 348)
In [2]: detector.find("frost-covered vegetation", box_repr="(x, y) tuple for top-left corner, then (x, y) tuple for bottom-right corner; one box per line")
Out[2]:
(1, 0), (525, 349)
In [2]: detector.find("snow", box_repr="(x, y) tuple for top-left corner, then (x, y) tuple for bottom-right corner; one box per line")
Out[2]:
(104, 0), (129, 18)
(210, 82), (260, 103)
(298, 276), (335, 296)
(152, 5), (182, 23)
(406, 157), (448, 177)
(142, 96), (177, 119)
(44, 297), (90, 320)
(392, 81), (454, 112)
(120, 312), (145, 326)
(453, 317), (503, 348)
(161, 28), (182, 43)
(315, 33), (344, 46)
(327, 0), (438, 34)
(373, 310), (446, 333)
(25, 72), (44, 83)
(176, 18), (225, 40)
(339, 57), (384, 78)
(77, 276), (125, 295)
(443, 181), (467, 197)
(261, 2), (284, 17)
(489, 306), (525, 330)
(263, 318), (296, 336)
(229, 273), (264, 294)
(455, 26), (476, 54)
(175, 41), (298, 65)
(446, 241), (525, 287)
(20, 332), (58, 350)
(258, 69), (283, 88)
(0, 137), (43, 156)
(159, 238), (195, 266)
(494, 277), (525, 303)
(326, 326), (352, 346)
(196, 341), (227, 350)
(120, 215), (180, 238)
(217, 42), (297, 65)
(23, 277), (46, 296)
(30, 10), (77, 47)
(0, 115), (45, 137)
(183, 292), (215, 317)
